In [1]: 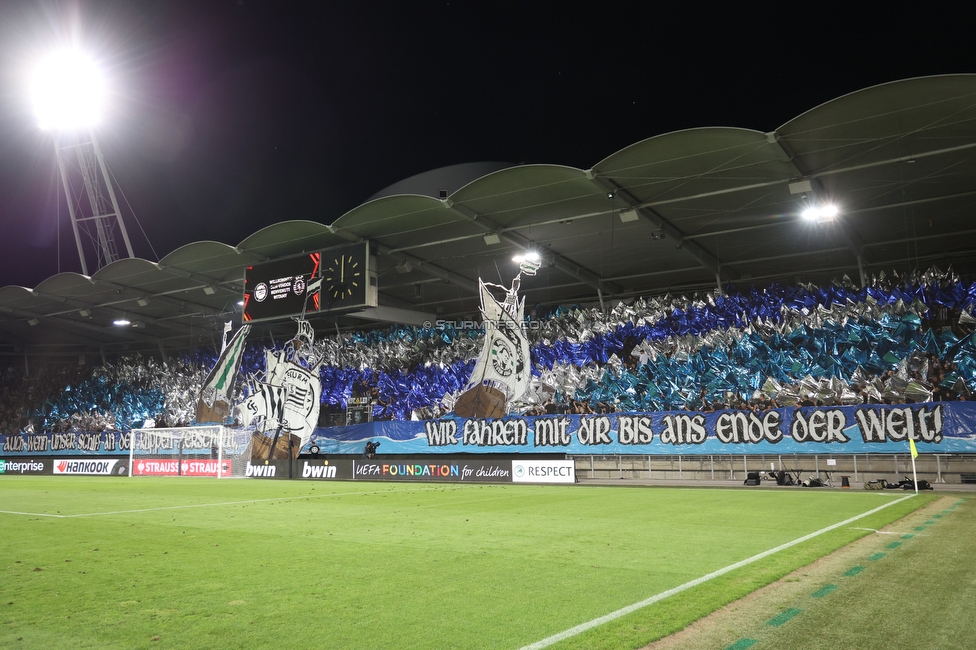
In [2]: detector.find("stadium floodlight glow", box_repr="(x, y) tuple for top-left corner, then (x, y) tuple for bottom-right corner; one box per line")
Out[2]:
(512, 251), (541, 264)
(30, 48), (107, 131)
(801, 203), (839, 222)
(113, 317), (131, 326)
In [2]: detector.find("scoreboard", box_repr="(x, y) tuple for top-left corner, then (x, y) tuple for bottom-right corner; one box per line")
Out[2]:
(242, 243), (376, 322)
(243, 252), (321, 322)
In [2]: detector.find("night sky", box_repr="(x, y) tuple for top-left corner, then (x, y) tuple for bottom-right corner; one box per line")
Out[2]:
(0, 1), (972, 289)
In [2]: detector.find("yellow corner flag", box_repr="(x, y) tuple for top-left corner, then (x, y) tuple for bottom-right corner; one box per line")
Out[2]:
(909, 436), (919, 459)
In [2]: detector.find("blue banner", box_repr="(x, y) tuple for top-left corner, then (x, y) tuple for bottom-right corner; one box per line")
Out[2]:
(4, 402), (976, 456)
(306, 402), (976, 456)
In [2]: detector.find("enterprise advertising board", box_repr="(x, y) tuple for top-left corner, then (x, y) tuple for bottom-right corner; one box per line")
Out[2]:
(0, 458), (50, 475)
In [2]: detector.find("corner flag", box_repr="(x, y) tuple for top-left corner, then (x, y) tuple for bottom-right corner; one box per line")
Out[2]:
(908, 436), (919, 495)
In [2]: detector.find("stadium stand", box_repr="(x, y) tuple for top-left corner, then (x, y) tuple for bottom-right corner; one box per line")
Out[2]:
(2, 268), (974, 434)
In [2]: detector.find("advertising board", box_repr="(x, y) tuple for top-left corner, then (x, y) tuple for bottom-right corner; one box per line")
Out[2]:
(512, 460), (576, 483)
(351, 459), (512, 483)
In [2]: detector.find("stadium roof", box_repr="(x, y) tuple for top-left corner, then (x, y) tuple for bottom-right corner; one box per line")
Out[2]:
(4, 74), (976, 361)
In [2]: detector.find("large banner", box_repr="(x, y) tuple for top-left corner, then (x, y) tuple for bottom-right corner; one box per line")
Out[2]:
(4, 402), (976, 457)
(306, 402), (976, 456)
(1, 431), (129, 456)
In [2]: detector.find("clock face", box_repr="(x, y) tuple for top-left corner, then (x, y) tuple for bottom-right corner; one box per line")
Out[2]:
(320, 243), (369, 309)
(324, 254), (362, 298)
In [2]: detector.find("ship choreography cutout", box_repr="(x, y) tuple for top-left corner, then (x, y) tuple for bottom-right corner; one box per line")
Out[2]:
(454, 261), (536, 418)
(196, 322), (251, 424)
(238, 318), (323, 460)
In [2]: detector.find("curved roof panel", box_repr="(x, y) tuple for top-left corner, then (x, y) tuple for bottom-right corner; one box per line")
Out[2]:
(33, 272), (96, 296)
(450, 164), (602, 230)
(594, 127), (792, 208)
(778, 74), (976, 172)
(332, 195), (476, 252)
(238, 221), (345, 259)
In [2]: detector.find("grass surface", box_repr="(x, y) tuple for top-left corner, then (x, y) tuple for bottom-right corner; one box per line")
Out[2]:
(639, 495), (974, 650)
(752, 496), (975, 650)
(0, 478), (933, 649)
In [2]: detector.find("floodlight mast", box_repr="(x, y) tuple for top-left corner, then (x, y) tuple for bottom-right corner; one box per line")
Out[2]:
(33, 48), (135, 275)
(53, 129), (135, 275)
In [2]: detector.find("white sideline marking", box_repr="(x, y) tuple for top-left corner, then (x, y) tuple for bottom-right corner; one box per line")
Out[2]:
(851, 527), (924, 535)
(0, 510), (68, 518)
(519, 494), (916, 650)
(0, 485), (463, 519)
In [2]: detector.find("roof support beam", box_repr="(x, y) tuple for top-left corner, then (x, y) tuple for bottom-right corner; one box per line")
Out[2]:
(326, 225), (479, 295)
(155, 264), (246, 297)
(379, 247), (479, 294)
(623, 140), (976, 214)
(0, 304), (156, 346)
(767, 132), (868, 285)
(587, 173), (736, 288)
(445, 200), (622, 295)
(92, 279), (233, 323)
(27, 274), (240, 325)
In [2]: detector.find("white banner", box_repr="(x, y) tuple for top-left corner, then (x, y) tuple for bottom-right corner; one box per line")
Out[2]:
(511, 460), (575, 483)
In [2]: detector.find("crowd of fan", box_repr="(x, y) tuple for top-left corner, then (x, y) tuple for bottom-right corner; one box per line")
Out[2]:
(0, 356), (200, 435)
(2, 277), (974, 434)
(517, 351), (968, 417)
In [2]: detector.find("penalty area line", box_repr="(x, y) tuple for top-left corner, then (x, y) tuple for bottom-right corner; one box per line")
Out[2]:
(0, 485), (469, 519)
(519, 494), (916, 650)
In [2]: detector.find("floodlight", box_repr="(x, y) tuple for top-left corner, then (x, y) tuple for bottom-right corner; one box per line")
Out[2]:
(513, 251), (541, 264)
(30, 48), (107, 130)
(801, 206), (819, 221)
(801, 203), (839, 222)
(113, 318), (131, 326)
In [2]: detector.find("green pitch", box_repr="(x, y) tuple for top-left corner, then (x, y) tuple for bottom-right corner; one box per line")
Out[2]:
(0, 478), (932, 649)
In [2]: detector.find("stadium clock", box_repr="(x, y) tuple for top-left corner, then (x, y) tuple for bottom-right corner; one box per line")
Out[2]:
(321, 243), (370, 310)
